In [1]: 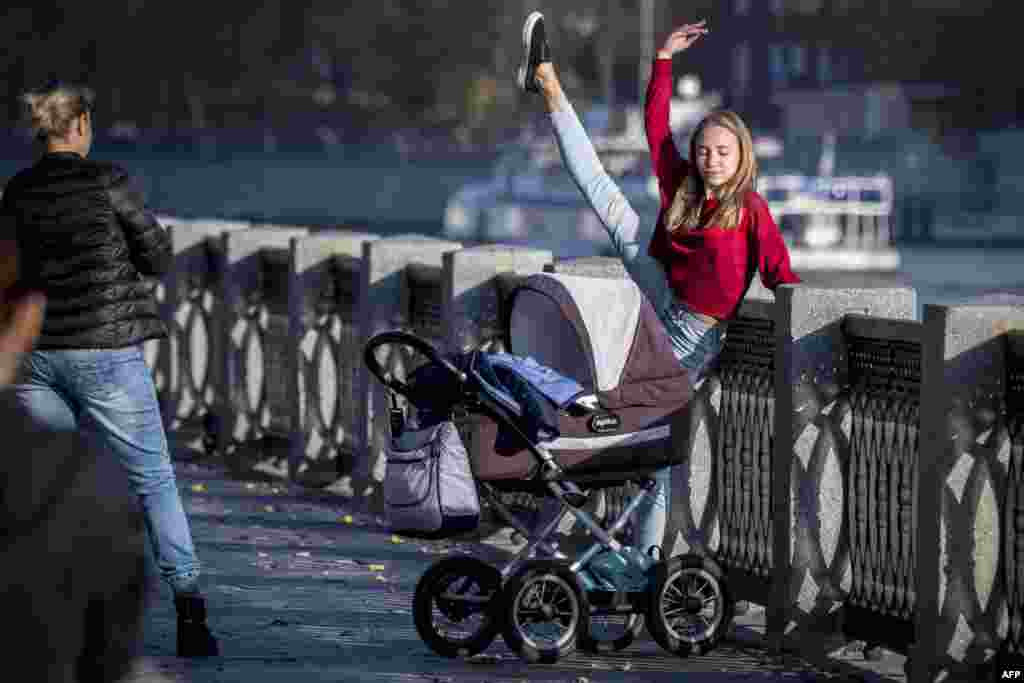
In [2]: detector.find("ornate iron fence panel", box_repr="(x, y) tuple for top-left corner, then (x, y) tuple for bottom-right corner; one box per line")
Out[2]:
(172, 275), (216, 426)
(229, 251), (295, 444)
(843, 331), (920, 650)
(716, 315), (775, 577)
(168, 244), (223, 451)
(297, 256), (362, 471)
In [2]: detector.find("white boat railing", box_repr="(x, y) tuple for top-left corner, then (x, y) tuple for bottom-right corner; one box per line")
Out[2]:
(758, 174), (894, 217)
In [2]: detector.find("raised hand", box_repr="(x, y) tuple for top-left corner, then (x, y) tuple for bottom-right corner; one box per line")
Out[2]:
(657, 20), (708, 59)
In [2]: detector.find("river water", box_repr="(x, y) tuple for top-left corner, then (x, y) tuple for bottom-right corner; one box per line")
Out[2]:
(1, 148), (1020, 318)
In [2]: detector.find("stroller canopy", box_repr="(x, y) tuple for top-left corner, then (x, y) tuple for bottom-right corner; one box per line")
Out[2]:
(508, 273), (690, 410)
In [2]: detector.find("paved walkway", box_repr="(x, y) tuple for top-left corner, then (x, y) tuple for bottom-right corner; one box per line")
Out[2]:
(120, 455), (908, 682)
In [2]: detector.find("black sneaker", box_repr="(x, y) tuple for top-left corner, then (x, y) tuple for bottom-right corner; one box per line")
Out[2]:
(516, 11), (551, 93)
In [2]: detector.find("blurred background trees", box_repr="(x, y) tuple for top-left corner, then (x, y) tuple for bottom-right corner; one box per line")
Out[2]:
(0, 0), (1015, 145)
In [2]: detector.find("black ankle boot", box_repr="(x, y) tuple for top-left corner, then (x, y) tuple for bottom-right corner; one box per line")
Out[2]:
(175, 595), (219, 657)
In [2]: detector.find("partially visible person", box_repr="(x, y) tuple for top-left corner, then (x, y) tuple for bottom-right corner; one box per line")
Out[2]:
(0, 81), (218, 657)
(0, 231), (146, 682)
(0, 235), (44, 384)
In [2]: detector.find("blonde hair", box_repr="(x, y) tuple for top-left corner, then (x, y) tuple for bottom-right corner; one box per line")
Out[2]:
(664, 110), (758, 233)
(20, 82), (94, 142)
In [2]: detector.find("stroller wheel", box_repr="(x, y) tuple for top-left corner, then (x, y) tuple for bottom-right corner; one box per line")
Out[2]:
(647, 554), (733, 658)
(501, 560), (589, 664)
(578, 612), (644, 654)
(413, 556), (502, 658)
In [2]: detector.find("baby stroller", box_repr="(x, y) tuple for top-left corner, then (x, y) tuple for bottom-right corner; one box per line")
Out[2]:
(363, 272), (733, 664)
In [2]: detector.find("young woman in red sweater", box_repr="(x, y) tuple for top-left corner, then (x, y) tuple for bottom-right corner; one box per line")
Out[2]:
(518, 12), (801, 559)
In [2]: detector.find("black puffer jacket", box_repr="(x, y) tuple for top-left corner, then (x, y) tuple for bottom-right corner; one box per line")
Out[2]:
(1, 151), (171, 349)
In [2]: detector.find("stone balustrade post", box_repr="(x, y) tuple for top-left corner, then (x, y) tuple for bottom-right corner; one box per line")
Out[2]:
(286, 231), (380, 488)
(441, 244), (553, 526)
(912, 299), (1024, 683)
(355, 236), (461, 512)
(155, 218), (249, 454)
(443, 244), (553, 354)
(217, 227), (309, 463)
(769, 285), (916, 653)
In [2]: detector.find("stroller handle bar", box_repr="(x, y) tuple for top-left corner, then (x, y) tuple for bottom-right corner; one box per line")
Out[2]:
(363, 330), (467, 398)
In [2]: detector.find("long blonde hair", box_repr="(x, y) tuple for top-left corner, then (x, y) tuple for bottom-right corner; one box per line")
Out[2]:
(19, 82), (94, 142)
(664, 110), (757, 233)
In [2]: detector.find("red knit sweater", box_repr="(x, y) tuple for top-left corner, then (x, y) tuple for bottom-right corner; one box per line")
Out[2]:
(644, 58), (800, 320)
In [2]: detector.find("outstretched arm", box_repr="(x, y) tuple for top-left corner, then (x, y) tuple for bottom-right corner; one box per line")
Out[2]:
(645, 20), (707, 208)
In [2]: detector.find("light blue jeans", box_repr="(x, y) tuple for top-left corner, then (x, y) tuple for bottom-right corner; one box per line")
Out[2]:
(545, 94), (727, 556)
(13, 346), (202, 595)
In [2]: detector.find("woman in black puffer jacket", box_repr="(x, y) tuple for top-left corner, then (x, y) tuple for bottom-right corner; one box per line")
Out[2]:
(1, 82), (218, 658)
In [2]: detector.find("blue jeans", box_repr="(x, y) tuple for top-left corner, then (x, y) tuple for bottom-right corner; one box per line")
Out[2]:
(547, 95), (728, 555)
(13, 346), (202, 595)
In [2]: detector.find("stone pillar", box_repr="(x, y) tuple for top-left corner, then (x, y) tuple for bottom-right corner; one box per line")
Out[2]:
(158, 219), (249, 455)
(443, 244), (553, 354)
(355, 236), (462, 512)
(218, 227), (308, 463)
(441, 244), (552, 528)
(770, 285), (916, 652)
(912, 299), (1024, 683)
(287, 231), (380, 488)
